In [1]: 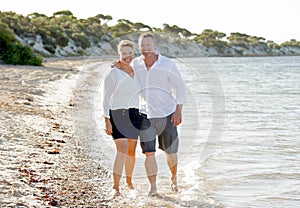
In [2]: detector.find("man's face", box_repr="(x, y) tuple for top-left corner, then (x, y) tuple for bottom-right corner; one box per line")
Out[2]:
(139, 37), (155, 57)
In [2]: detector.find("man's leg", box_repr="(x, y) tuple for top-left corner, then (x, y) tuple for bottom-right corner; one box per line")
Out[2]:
(167, 153), (178, 192)
(140, 114), (159, 196)
(158, 114), (179, 192)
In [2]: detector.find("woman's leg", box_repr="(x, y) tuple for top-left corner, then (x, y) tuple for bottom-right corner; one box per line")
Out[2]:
(125, 139), (137, 189)
(113, 139), (128, 191)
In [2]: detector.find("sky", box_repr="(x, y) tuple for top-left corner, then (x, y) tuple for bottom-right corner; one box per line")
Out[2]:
(1, 0), (300, 43)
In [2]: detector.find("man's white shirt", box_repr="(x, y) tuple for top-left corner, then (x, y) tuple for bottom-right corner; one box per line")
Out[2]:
(132, 54), (186, 118)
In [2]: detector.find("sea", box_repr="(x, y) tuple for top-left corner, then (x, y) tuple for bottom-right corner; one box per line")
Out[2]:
(88, 56), (300, 208)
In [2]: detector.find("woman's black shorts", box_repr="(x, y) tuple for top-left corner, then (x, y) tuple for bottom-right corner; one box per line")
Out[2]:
(109, 108), (141, 140)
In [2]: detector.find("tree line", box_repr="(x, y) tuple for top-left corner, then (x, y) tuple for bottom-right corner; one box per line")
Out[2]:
(1, 10), (300, 65)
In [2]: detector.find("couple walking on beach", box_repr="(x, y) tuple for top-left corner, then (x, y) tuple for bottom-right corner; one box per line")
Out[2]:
(101, 32), (186, 197)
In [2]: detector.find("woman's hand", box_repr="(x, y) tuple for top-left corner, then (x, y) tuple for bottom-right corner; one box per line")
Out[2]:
(104, 117), (113, 135)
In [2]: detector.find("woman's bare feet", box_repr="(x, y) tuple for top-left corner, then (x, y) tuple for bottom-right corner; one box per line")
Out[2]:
(127, 182), (134, 189)
(112, 188), (121, 198)
(126, 177), (134, 189)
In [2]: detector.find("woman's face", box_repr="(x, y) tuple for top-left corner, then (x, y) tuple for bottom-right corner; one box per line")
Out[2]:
(119, 45), (134, 64)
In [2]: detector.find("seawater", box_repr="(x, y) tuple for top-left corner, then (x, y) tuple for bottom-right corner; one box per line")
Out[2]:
(175, 56), (300, 208)
(91, 56), (300, 207)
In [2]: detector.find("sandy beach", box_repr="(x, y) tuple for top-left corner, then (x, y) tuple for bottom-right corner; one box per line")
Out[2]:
(0, 58), (114, 207)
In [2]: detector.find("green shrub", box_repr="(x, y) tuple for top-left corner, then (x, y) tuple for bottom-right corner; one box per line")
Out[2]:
(280, 39), (300, 48)
(44, 44), (56, 54)
(0, 22), (16, 52)
(49, 26), (69, 47)
(77, 49), (85, 55)
(1, 21), (42, 65)
(55, 33), (69, 47)
(71, 32), (90, 49)
(2, 44), (43, 65)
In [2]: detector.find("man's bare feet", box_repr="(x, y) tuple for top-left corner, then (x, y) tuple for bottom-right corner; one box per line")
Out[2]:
(148, 190), (158, 197)
(171, 177), (178, 192)
(148, 185), (157, 197)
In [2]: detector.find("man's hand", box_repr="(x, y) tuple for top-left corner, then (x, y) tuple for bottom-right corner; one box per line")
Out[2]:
(110, 60), (121, 68)
(171, 105), (183, 126)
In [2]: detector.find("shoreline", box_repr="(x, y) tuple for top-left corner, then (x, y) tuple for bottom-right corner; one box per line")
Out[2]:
(41, 53), (300, 62)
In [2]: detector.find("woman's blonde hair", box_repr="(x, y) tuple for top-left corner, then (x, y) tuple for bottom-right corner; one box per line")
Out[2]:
(117, 40), (134, 53)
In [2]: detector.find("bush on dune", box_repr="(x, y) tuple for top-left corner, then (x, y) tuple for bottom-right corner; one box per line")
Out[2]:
(2, 44), (43, 66)
(0, 21), (42, 66)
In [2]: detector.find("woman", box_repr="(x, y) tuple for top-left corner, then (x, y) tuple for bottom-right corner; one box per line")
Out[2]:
(101, 40), (141, 197)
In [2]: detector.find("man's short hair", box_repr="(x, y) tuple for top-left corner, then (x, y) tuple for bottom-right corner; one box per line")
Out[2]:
(138, 32), (155, 45)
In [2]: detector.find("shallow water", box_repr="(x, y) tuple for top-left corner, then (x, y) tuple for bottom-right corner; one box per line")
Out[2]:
(87, 56), (299, 207)
(176, 56), (300, 208)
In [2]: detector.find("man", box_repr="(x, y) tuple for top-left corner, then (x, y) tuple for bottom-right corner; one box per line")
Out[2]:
(132, 32), (186, 196)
